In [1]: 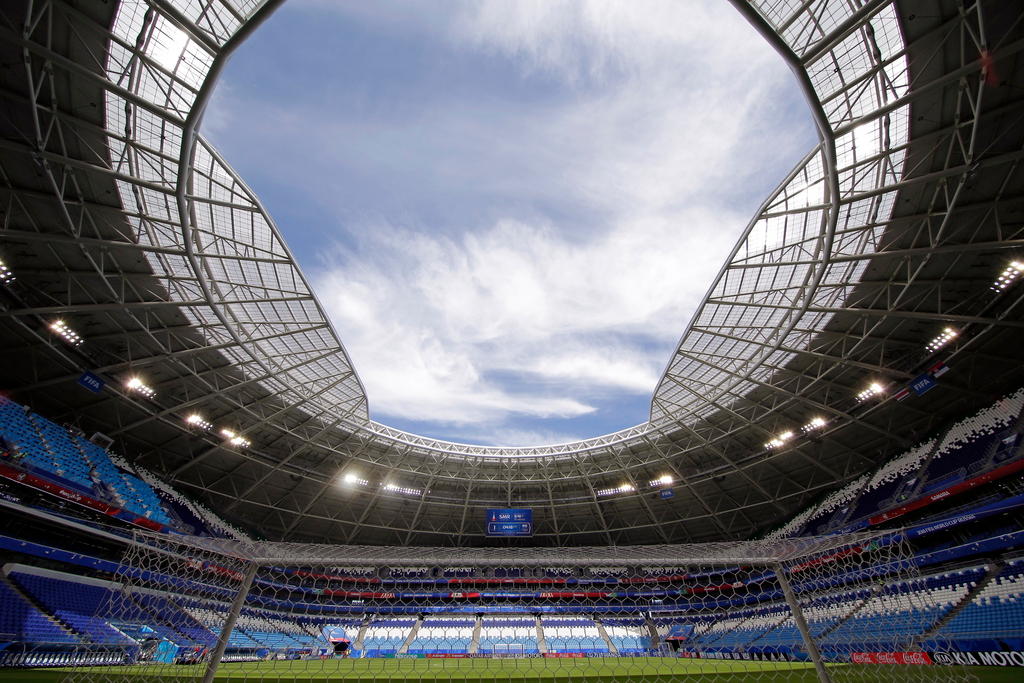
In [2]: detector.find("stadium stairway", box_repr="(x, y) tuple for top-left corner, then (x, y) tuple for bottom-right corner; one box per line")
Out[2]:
(815, 584), (883, 641)
(0, 573), (80, 644)
(916, 561), (1004, 644)
(1, 569), (87, 643)
(352, 618), (370, 651)
(644, 618), (660, 649)
(534, 616), (548, 654)
(595, 618), (617, 654)
(468, 616), (481, 654)
(705, 613), (755, 645)
(120, 592), (191, 645)
(396, 617), (422, 655)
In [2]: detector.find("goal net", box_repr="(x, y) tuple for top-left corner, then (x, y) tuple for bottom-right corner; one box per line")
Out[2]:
(62, 530), (975, 682)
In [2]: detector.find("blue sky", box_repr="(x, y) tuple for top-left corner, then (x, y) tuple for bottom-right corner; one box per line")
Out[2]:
(204, 0), (816, 446)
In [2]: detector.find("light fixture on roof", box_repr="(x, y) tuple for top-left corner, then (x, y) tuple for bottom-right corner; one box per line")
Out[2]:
(381, 482), (420, 496)
(342, 472), (368, 486)
(125, 376), (155, 399)
(925, 327), (957, 353)
(597, 483), (636, 497)
(764, 431), (794, 450)
(649, 474), (674, 487)
(0, 259), (15, 285)
(219, 428), (250, 448)
(992, 261), (1023, 292)
(49, 320), (83, 347)
(801, 416), (827, 433)
(185, 413), (212, 431)
(856, 382), (885, 403)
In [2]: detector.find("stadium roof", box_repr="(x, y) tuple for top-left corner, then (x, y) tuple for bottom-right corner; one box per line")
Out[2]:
(1, 0), (1022, 545)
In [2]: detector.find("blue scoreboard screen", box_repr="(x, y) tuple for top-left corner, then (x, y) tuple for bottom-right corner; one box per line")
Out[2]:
(486, 508), (532, 536)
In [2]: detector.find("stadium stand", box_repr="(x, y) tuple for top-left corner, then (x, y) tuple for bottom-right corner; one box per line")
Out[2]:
(358, 618), (416, 657)
(931, 558), (1024, 651)
(8, 569), (134, 645)
(601, 618), (652, 654)
(0, 575), (78, 644)
(406, 616), (475, 654)
(476, 617), (540, 655)
(541, 617), (608, 654)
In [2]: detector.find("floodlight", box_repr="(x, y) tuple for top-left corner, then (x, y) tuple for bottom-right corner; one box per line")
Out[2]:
(382, 482), (420, 496)
(185, 414), (212, 431)
(342, 472), (368, 486)
(991, 261), (1023, 291)
(856, 382), (885, 402)
(0, 259), (14, 285)
(764, 431), (794, 450)
(49, 320), (83, 347)
(925, 327), (957, 353)
(801, 416), (827, 433)
(597, 483), (636, 496)
(125, 376), (155, 399)
(219, 428), (250, 448)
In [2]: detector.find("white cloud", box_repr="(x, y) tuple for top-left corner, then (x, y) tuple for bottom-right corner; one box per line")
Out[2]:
(211, 0), (815, 441)
(449, 0), (775, 86)
(313, 207), (740, 428)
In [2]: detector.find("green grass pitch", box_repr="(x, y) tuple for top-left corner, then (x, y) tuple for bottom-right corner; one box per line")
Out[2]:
(0, 658), (1012, 683)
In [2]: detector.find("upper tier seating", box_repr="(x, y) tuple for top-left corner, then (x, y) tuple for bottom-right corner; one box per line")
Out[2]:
(919, 389), (1024, 492)
(801, 474), (869, 535)
(0, 398), (172, 525)
(844, 440), (936, 521)
(388, 568), (428, 579)
(768, 388), (1024, 539)
(442, 567), (473, 578)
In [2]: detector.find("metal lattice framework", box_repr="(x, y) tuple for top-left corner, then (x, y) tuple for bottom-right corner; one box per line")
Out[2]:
(0, 0), (1022, 544)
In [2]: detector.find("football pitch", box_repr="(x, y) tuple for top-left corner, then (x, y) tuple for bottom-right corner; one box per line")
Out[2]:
(0, 658), (1010, 683)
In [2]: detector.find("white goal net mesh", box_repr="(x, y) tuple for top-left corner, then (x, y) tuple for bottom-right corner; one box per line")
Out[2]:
(60, 530), (975, 682)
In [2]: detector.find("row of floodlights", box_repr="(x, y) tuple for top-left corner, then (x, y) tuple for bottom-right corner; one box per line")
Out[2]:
(992, 262), (1023, 292)
(15, 254), (1015, 473)
(340, 472), (421, 496)
(49, 320), (82, 347)
(185, 414), (251, 448)
(925, 327), (957, 354)
(123, 380), (251, 449)
(0, 260), (15, 286)
(764, 415), (829, 450)
(597, 474), (674, 498)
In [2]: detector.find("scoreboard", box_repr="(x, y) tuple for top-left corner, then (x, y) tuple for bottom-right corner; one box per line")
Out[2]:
(486, 508), (532, 536)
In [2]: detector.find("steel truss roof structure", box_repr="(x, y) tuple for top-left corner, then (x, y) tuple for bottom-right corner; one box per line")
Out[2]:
(1, 0), (1022, 545)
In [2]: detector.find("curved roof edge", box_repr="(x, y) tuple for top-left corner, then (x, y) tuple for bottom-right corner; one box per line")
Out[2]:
(102, 0), (906, 459)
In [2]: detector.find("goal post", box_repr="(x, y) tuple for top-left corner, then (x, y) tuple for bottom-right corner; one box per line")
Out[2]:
(62, 530), (975, 682)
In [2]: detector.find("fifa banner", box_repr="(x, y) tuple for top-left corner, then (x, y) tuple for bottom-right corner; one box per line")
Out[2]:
(852, 652), (933, 665)
(931, 651), (1024, 667)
